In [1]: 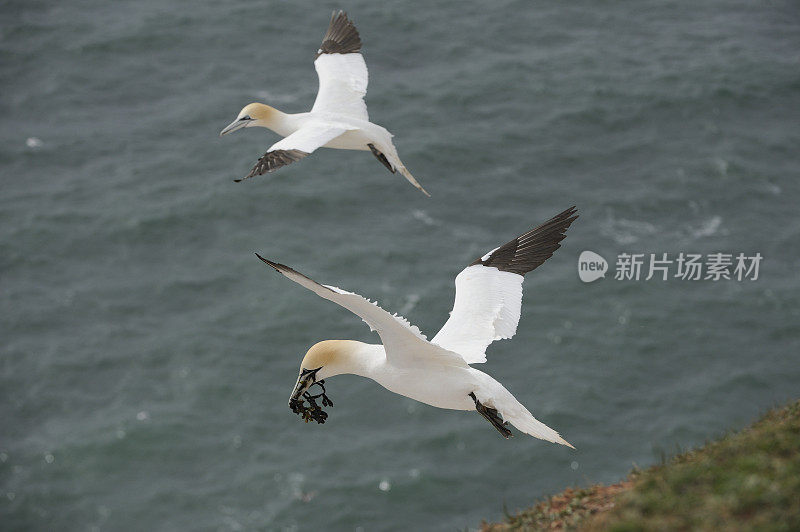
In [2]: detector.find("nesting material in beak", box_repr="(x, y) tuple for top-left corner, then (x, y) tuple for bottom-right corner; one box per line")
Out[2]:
(289, 369), (334, 424)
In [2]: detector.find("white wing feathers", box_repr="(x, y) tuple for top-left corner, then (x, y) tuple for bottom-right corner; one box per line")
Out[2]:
(431, 207), (579, 365)
(312, 54), (369, 121)
(311, 11), (369, 121)
(256, 255), (468, 367)
(322, 284), (427, 343)
(268, 124), (349, 154)
(237, 124), (349, 181)
(256, 206), (576, 367)
(431, 266), (523, 364)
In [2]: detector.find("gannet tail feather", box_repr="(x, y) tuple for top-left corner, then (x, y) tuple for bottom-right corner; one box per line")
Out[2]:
(397, 165), (430, 197)
(366, 137), (429, 196)
(510, 411), (574, 448)
(494, 393), (574, 448)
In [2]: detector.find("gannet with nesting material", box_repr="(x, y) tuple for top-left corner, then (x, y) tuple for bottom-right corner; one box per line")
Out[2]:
(257, 207), (579, 445)
(220, 11), (429, 196)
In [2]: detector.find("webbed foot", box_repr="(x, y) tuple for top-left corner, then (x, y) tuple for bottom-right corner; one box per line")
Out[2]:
(469, 392), (513, 439)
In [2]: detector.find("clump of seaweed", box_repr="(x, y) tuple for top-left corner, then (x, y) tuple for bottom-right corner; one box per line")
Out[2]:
(289, 380), (333, 424)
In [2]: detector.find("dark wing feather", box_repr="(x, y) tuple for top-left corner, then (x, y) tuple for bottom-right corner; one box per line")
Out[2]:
(235, 150), (309, 182)
(317, 11), (362, 58)
(471, 206), (579, 275)
(255, 254), (334, 294)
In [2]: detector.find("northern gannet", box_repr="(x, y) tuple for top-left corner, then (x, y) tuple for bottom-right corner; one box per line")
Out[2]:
(257, 207), (579, 445)
(220, 11), (429, 196)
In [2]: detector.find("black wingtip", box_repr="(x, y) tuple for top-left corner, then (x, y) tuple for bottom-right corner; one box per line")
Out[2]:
(318, 10), (361, 57)
(246, 149), (309, 179)
(255, 253), (281, 272)
(548, 205), (579, 226)
(560, 205), (579, 225)
(471, 206), (579, 276)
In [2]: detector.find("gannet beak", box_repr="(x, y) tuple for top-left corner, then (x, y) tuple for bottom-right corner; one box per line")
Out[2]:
(219, 118), (251, 137)
(288, 369), (316, 406)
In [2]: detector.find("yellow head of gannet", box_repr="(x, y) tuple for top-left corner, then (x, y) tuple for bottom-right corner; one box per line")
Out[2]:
(287, 340), (362, 422)
(219, 103), (278, 136)
(290, 341), (354, 395)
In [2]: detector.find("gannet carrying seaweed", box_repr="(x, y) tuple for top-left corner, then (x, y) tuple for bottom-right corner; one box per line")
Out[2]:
(220, 11), (429, 196)
(257, 207), (578, 445)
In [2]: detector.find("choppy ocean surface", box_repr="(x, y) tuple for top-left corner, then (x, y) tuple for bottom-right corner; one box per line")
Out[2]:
(2, 1), (799, 530)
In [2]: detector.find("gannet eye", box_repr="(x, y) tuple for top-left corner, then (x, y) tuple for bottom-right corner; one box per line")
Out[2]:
(299, 367), (323, 384)
(240, 115), (252, 121)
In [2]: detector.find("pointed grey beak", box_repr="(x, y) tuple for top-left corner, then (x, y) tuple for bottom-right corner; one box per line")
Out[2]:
(289, 370), (316, 406)
(219, 118), (251, 137)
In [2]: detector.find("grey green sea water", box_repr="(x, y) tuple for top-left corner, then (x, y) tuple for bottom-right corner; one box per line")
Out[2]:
(2, 1), (799, 530)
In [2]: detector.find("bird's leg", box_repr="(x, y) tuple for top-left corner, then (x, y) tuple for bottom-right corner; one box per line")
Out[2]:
(367, 143), (396, 174)
(469, 392), (513, 439)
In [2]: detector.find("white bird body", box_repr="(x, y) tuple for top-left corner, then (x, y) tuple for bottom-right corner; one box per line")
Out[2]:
(316, 341), (473, 410)
(220, 11), (428, 195)
(262, 111), (395, 155)
(300, 340), (570, 445)
(369, 353), (538, 417)
(261, 207), (580, 446)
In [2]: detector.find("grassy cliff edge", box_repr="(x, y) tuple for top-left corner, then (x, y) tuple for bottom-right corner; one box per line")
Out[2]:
(481, 399), (800, 531)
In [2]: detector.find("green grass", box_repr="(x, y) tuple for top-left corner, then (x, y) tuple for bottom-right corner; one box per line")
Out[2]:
(482, 399), (800, 531)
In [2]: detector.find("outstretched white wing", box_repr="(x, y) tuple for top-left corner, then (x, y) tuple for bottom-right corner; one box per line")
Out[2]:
(257, 255), (468, 368)
(268, 124), (348, 153)
(311, 11), (369, 121)
(431, 207), (579, 364)
(237, 124), (348, 181)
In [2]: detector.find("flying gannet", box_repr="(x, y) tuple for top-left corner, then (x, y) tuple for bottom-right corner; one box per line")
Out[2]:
(220, 11), (429, 196)
(257, 207), (579, 445)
